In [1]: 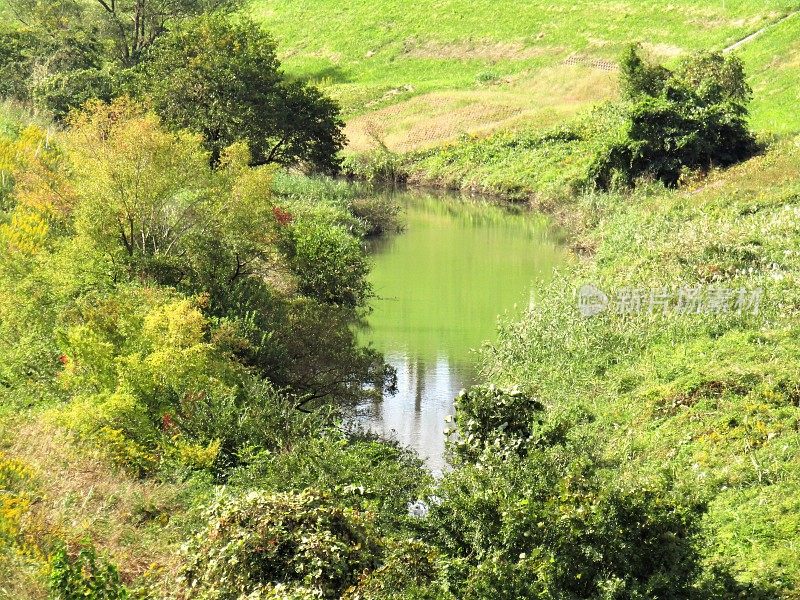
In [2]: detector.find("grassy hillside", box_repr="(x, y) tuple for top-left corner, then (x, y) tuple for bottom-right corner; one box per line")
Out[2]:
(739, 11), (800, 134)
(480, 137), (800, 591)
(252, 0), (800, 150)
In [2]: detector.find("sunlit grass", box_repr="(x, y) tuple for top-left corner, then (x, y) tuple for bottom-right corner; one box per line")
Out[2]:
(251, 0), (799, 150)
(739, 12), (800, 135)
(480, 139), (800, 588)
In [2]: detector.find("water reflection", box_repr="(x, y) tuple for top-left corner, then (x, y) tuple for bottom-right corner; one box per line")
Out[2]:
(360, 354), (476, 473)
(358, 190), (565, 473)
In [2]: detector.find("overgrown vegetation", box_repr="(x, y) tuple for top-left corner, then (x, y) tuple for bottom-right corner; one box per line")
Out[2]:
(2, 0), (800, 598)
(0, 93), (414, 595)
(402, 47), (758, 198)
(0, 1), (344, 173)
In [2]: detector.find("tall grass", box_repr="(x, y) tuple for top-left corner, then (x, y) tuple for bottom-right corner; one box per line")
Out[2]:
(480, 139), (800, 590)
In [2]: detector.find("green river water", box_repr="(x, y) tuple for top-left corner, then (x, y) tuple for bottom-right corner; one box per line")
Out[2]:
(358, 190), (566, 473)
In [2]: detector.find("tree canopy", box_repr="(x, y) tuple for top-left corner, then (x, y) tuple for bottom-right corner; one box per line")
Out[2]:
(591, 45), (756, 188)
(142, 14), (346, 172)
(7, 0), (239, 66)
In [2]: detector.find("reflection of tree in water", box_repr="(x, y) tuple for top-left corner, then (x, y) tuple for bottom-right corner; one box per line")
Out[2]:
(413, 357), (424, 412)
(355, 352), (477, 473)
(363, 356), (427, 417)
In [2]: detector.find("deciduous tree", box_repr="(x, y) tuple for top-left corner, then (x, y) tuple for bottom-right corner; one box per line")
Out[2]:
(143, 14), (346, 173)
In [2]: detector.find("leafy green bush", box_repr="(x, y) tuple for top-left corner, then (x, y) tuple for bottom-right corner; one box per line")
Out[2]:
(0, 27), (41, 102)
(33, 68), (114, 122)
(229, 430), (433, 531)
(449, 384), (544, 461)
(342, 149), (409, 186)
(180, 489), (381, 599)
(49, 543), (128, 600)
(424, 449), (718, 599)
(591, 46), (756, 188)
(0, 17), (113, 119)
(283, 216), (371, 307)
(343, 539), (446, 600)
(349, 194), (403, 237)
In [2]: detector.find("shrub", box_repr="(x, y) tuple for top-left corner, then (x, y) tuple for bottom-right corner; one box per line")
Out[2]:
(33, 68), (114, 122)
(343, 539), (446, 600)
(592, 46), (756, 188)
(0, 19), (112, 116)
(228, 430), (433, 531)
(180, 489), (382, 599)
(167, 377), (324, 472)
(49, 542), (128, 600)
(450, 384), (544, 461)
(0, 452), (37, 549)
(283, 217), (371, 307)
(349, 194), (403, 237)
(342, 149), (409, 185)
(425, 451), (714, 599)
(0, 28), (41, 102)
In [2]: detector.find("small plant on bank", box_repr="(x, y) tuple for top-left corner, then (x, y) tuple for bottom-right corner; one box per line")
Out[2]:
(49, 542), (128, 600)
(450, 384), (544, 461)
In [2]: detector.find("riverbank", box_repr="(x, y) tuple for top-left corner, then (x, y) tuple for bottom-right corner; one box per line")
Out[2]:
(350, 132), (800, 591)
(252, 0), (800, 150)
(343, 61), (800, 588)
(476, 137), (800, 589)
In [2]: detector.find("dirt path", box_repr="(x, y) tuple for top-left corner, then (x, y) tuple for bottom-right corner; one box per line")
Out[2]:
(724, 10), (799, 53)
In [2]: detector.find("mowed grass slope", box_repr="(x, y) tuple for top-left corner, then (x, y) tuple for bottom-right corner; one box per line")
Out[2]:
(251, 0), (800, 150)
(739, 11), (800, 134)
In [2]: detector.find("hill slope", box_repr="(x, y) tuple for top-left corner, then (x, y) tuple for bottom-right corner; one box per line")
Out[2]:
(252, 0), (800, 150)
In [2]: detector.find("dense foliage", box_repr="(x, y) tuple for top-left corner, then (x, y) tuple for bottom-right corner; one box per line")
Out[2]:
(141, 14), (346, 172)
(5, 0), (239, 67)
(0, 97), (392, 473)
(449, 384), (544, 461)
(591, 46), (756, 187)
(49, 543), (128, 600)
(1, 1), (798, 598)
(181, 489), (381, 599)
(404, 47), (757, 198)
(0, 4), (345, 173)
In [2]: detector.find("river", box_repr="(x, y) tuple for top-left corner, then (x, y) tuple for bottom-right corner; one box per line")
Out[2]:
(357, 189), (566, 473)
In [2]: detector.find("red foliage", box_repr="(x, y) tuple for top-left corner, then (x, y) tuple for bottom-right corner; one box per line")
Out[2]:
(272, 206), (294, 226)
(161, 413), (175, 432)
(58, 354), (69, 365)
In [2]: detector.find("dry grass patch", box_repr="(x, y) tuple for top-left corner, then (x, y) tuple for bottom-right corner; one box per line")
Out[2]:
(404, 39), (560, 61)
(641, 42), (684, 58)
(3, 419), (192, 586)
(345, 65), (617, 152)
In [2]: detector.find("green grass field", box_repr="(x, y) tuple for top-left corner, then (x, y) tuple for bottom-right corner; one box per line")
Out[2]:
(251, 0), (800, 150)
(740, 11), (800, 134)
